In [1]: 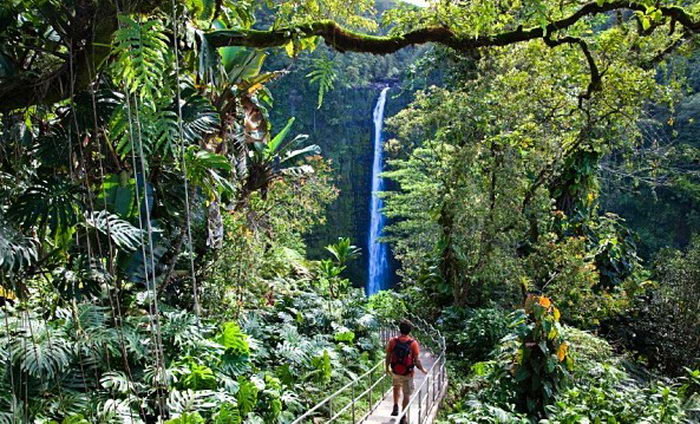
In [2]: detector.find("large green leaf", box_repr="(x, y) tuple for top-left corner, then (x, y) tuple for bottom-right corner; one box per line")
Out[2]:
(8, 178), (83, 239)
(266, 117), (296, 158)
(97, 173), (136, 218)
(82, 210), (143, 252)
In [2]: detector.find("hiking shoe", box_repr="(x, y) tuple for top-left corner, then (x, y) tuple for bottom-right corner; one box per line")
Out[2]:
(391, 405), (399, 416)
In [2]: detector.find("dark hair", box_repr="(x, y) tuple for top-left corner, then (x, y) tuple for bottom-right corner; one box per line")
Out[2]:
(399, 319), (413, 335)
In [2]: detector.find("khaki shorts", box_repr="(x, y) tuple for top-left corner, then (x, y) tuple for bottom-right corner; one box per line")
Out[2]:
(392, 373), (414, 397)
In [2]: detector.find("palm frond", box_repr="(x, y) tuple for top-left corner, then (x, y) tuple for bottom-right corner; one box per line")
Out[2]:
(111, 16), (170, 102)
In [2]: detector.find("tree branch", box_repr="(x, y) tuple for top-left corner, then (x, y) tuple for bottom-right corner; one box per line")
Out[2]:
(1, 0), (699, 112)
(543, 35), (602, 105)
(206, 1), (700, 53)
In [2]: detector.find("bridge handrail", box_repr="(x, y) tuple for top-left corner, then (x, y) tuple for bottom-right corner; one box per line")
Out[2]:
(393, 312), (447, 424)
(291, 313), (447, 423)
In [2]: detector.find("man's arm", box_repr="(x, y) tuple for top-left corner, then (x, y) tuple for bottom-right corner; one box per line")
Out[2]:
(385, 339), (393, 373)
(413, 342), (428, 374)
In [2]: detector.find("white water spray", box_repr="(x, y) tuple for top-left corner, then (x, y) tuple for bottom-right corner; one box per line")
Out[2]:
(367, 87), (390, 295)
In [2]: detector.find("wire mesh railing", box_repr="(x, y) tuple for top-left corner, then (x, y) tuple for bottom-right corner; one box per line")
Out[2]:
(291, 314), (447, 424)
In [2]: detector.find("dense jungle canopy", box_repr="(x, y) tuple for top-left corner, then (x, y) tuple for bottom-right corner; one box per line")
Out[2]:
(1, 0), (700, 422)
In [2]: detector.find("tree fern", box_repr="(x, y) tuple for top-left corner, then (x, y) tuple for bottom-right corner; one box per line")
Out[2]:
(111, 86), (219, 162)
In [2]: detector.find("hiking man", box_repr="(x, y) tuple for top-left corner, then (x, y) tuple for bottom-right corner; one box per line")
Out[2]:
(385, 319), (427, 419)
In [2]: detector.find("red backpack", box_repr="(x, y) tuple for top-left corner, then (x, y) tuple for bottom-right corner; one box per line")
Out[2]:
(390, 338), (415, 375)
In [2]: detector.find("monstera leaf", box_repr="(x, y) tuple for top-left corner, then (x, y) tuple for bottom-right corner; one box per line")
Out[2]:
(0, 221), (38, 273)
(8, 178), (83, 240)
(82, 210), (143, 252)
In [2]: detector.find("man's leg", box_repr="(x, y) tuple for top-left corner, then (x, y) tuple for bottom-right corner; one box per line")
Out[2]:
(399, 376), (414, 422)
(391, 375), (400, 416)
(401, 379), (411, 409)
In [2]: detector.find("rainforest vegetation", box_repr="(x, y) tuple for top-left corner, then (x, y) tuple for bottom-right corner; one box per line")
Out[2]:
(1, 0), (700, 422)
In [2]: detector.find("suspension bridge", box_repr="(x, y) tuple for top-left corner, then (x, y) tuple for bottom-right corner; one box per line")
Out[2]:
(291, 316), (448, 424)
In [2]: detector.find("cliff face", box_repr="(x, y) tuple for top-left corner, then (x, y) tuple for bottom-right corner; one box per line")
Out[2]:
(266, 48), (415, 287)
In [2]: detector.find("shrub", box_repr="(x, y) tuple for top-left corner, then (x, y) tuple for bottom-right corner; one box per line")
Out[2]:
(367, 290), (408, 321)
(526, 234), (628, 329)
(441, 304), (696, 423)
(501, 296), (573, 417)
(543, 366), (688, 423)
(446, 307), (510, 363)
(560, 326), (614, 375)
(443, 401), (529, 423)
(610, 236), (700, 374)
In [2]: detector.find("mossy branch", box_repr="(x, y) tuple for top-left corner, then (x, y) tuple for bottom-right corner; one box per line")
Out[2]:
(206, 1), (700, 54)
(1, 0), (700, 112)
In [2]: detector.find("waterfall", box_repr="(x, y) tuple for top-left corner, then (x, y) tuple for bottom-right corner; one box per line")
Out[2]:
(367, 87), (390, 296)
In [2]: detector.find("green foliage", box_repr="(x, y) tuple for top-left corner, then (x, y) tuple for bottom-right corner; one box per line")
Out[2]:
(610, 236), (700, 374)
(367, 290), (408, 321)
(249, 117), (321, 189)
(543, 367), (688, 423)
(217, 322), (251, 357)
(444, 307), (511, 363)
(306, 57), (337, 108)
(325, 237), (361, 266)
(111, 15), (170, 101)
(185, 146), (235, 200)
(97, 173), (137, 219)
(166, 412), (206, 424)
(8, 178), (83, 240)
(236, 376), (259, 416)
(0, 220), (38, 274)
(82, 210), (143, 252)
(4, 1), (700, 423)
(308, 350), (332, 384)
(441, 308), (695, 423)
(62, 415), (90, 424)
(182, 362), (218, 390)
(504, 296), (573, 416)
(212, 402), (242, 424)
(333, 329), (355, 342)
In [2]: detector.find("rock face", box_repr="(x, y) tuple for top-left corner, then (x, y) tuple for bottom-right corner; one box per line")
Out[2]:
(267, 53), (412, 288)
(269, 83), (375, 286)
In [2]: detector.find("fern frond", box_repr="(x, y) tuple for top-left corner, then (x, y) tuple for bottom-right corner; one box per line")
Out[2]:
(305, 58), (337, 109)
(111, 16), (170, 104)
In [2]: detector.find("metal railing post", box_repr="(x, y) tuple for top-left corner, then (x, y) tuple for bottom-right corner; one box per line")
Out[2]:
(418, 385), (423, 423)
(351, 382), (356, 423)
(368, 368), (373, 414)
